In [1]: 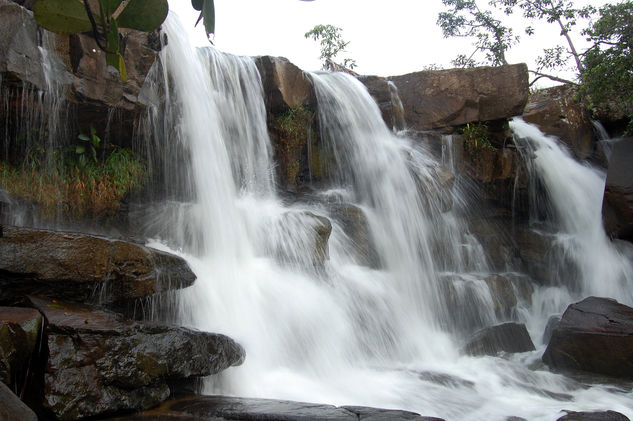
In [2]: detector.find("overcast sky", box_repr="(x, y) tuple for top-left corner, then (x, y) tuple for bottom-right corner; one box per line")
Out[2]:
(168, 0), (612, 85)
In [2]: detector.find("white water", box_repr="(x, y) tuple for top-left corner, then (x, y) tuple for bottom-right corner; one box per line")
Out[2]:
(139, 14), (633, 421)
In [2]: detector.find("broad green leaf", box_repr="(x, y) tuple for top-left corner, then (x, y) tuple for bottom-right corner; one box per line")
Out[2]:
(117, 0), (169, 31)
(194, 0), (215, 37)
(75, 145), (86, 154)
(192, 0), (204, 11)
(33, 0), (92, 34)
(106, 19), (121, 69)
(78, 134), (91, 142)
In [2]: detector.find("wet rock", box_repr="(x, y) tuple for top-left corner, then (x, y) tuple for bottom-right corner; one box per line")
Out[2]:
(255, 56), (315, 114)
(542, 315), (561, 345)
(602, 137), (633, 242)
(464, 322), (535, 356)
(0, 380), (37, 421)
(0, 226), (196, 306)
(384, 64), (529, 131)
(484, 275), (518, 319)
(103, 395), (445, 421)
(328, 203), (380, 268)
(557, 410), (630, 421)
(0, 307), (42, 388)
(273, 211), (332, 269)
(542, 297), (633, 379)
(30, 296), (245, 420)
(523, 85), (599, 163)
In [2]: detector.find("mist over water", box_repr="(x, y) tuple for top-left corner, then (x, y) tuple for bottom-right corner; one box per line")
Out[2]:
(138, 14), (633, 421)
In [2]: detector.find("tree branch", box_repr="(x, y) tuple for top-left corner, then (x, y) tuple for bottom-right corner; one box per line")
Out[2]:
(529, 70), (578, 86)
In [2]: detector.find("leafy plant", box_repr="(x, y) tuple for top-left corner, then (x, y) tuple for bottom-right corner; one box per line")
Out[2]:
(461, 122), (494, 155)
(32, 0), (216, 81)
(304, 24), (357, 71)
(76, 125), (101, 166)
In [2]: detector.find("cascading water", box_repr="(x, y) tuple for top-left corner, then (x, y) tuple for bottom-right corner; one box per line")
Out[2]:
(138, 13), (633, 421)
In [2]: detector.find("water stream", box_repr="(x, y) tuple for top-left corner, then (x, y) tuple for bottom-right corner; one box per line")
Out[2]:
(136, 14), (633, 421)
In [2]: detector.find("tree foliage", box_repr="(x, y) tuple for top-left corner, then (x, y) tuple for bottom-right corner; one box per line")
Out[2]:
(437, 0), (518, 66)
(304, 24), (357, 71)
(580, 1), (633, 134)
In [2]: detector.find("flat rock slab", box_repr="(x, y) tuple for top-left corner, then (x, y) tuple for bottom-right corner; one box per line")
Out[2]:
(542, 297), (633, 379)
(30, 297), (245, 421)
(464, 322), (535, 356)
(557, 410), (630, 421)
(0, 226), (196, 305)
(104, 395), (445, 420)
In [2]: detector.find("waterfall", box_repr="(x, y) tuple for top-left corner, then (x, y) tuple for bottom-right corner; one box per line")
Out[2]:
(135, 13), (633, 421)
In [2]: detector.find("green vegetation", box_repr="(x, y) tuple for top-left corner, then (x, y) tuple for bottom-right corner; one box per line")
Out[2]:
(580, 1), (633, 135)
(461, 122), (495, 157)
(32, 0), (215, 81)
(305, 24), (357, 71)
(272, 106), (314, 186)
(0, 144), (146, 221)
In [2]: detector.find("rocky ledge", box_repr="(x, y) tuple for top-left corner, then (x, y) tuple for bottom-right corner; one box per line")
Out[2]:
(103, 395), (445, 421)
(0, 226), (196, 306)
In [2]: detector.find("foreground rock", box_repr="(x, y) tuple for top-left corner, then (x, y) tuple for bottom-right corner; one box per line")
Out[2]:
(557, 410), (630, 421)
(602, 137), (633, 242)
(273, 211), (332, 268)
(30, 297), (245, 420)
(0, 226), (196, 305)
(542, 297), (633, 379)
(0, 380), (37, 421)
(362, 64), (529, 131)
(464, 322), (535, 356)
(0, 307), (42, 389)
(104, 395), (445, 421)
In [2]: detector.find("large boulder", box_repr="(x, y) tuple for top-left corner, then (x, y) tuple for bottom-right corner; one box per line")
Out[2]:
(103, 395), (445, 421)
(272, 211), (332, 269)
(542, 297), (633, 379)
(30, 296), (245, 420)
(364, 64), (529, 131)
(0, 226), (196, 305)
(328, 203), (380, 268)
(255, 56), (315, 114)
(523, 85), (600, 162)
(0, 307), (42, 388)
(602, 137), (633, 242)
(463, 322), (535, 356)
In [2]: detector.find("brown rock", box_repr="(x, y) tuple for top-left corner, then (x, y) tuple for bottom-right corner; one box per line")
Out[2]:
(0, 226), (196, 305)
(523, 85), (599, 162)
(255, 56), (315, 114)
(383, 64), (528, 130)
(0, 380), (37, 421)
(0, 307), (42, 388)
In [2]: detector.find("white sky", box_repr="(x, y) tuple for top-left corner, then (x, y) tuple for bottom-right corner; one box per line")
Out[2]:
(168, 0), (611, 86)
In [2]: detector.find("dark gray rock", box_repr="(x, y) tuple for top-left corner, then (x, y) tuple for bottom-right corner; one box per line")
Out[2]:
(557, 410), (630, 421)
(0, 380), (37, 421)
(328, 203), (380, 268)
(464, 322), (536, 356)
(0, 226), (196, 305)
(542, 297), (633, 379)
(103, 395), (445, 420)
(542, 315), (561, 345)
(30, 297), (245, 421)
(602, 137), (633, 242)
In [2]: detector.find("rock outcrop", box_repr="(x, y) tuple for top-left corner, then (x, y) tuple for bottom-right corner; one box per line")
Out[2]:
(362, 64), (529, 131)
(542, 297), (633, 379)
(0, 307), (42, 389)
(30, 296), (245, 420)
(464, 322), (535, 356)
(523, 85), (600, 163)
(0, 226), (196, 305)
(103, 395), (445, 421)
(255, 56), (315, 114)
(602, 137), (633, 242)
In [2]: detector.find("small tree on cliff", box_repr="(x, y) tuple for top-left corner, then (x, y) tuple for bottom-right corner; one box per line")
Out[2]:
(304, 24), (357, 71)
(437, 0), (518, 67)
(580, 1), (633, 135)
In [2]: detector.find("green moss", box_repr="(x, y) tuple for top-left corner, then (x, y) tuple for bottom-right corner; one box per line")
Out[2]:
(461, 122), (495, 161)
(272, 106), (314, 187)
